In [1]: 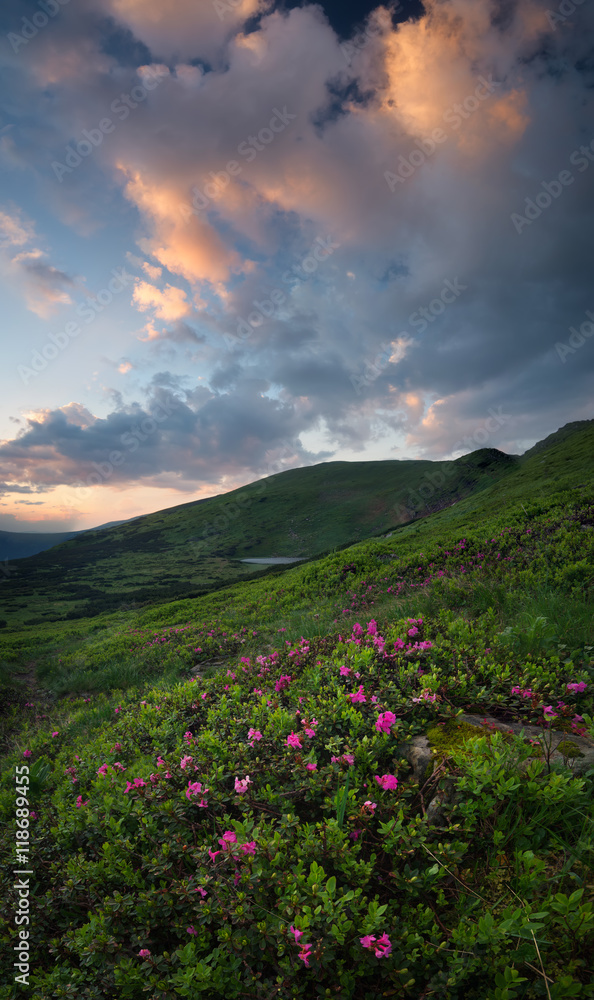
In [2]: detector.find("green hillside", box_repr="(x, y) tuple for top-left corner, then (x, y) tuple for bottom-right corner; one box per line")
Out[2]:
(0, 421), (592, 1000)
(0, 448), (516, 627)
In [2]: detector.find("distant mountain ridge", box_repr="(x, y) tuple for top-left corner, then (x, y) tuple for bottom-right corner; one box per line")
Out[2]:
(0, 519), (131, 562)
(0, 419), (591, 627)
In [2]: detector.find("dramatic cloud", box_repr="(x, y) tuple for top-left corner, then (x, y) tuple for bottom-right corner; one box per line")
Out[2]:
(0, 0), (592, 527)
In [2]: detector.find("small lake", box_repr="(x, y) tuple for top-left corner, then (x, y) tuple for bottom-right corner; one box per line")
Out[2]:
(240, 557), (306, 565)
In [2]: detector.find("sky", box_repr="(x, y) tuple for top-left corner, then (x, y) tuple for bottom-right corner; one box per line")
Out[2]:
(0, 0), (592, 532)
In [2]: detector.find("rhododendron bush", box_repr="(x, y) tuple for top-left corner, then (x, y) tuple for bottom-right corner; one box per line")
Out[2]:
(0, 486), (593, 998)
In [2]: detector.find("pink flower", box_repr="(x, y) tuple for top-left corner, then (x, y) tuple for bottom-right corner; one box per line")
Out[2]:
(234, 775), (252, 795)
(306, 762), (317, 771)
(156, 756), (166, 768)
(375, 774), (398, 790)
(412, 690), (437, 704)
(339, 666), (352, 676)
(30, 811), (37, 819)
(367, 620), (378, 635)
(180, 755), (193, 770)
(186, 780), (208, 802)
(407, 626), (419, 637)
(543, 706), (558, 720)
(363, 800), (377, 813)
(567, 681), (587, 694)
(219, 831), (237, 849)
(75, 796), (89, 808)
(240, 841), (257, 855)
(298, 943), (313, 966)
(51, 731), (59, 737)
(286, 732), (302, 750)
(349, 829), (362, 840)
(375, 711), (396, 734)
(393, 637), (405, 650)
(374, 933), (392, 958)
(97, 764), (109, 776)
(23, 750), (31, 758)
(360, 935), (376, 949)
(275, 674), (292, 692)
(349, 685), (367, 704)
(138, 949), (151, 958)
(124, 778), (147, 794)
(187, 926), (198, 935)
(289, 925), (304, 943)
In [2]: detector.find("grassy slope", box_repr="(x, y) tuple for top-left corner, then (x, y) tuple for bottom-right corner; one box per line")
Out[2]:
(0, 425), (592, 999)
(0, 421), (592, 697)
(0, 448), (516, 627)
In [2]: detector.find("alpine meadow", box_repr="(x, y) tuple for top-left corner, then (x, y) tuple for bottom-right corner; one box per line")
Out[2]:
(0, 421), (593, 998)
(1, 0), (593, 997)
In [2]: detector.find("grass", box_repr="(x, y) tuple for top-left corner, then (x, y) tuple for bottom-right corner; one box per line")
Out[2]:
(0, 422), (592, 998)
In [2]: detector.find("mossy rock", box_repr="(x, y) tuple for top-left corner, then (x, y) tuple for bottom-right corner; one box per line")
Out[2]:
(555, 740), (584, 759)
(422, 719), (485, 779)
(426, 718), (493, 758)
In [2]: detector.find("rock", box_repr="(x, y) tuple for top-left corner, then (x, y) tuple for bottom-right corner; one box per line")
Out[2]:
(460, 713), (594, 773)
(399, 715), (594, 827)
(425, 777), (458, 826)
(402, 735), (433, 783)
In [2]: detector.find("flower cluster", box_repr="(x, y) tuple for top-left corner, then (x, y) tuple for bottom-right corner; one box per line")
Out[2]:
(375, 711), (396, 734)
(234, 775), (252, 795)
(360, 932), (392, 957)
(375, 774), (398, 790)
(289, 925), (313, 966)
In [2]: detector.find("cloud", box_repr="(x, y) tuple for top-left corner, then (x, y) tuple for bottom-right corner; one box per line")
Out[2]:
(2, 0), (593, 484)
(100, 0), (272, 62)
(0, 387), (322, 493)
(132, 279), (192, 321)
(10, 248), (76, 317)
(0, 206), (35, 248)
(0, 205), (77, 316)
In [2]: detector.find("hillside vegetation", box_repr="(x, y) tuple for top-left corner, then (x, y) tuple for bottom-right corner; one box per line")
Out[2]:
(0, 448), (516, 627)
(0, 421), (593, 999)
